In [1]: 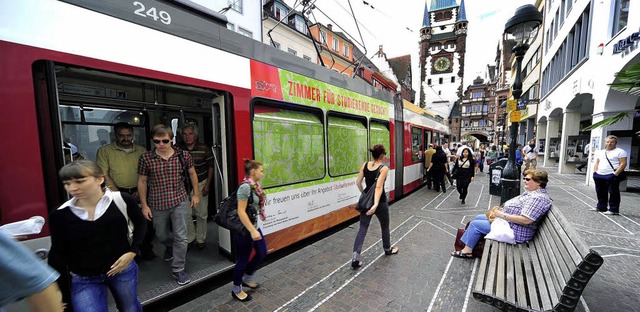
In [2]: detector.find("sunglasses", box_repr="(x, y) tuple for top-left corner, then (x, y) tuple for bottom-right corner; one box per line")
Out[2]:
(523, 177), (532, 181)
(153, 139), (171, 144)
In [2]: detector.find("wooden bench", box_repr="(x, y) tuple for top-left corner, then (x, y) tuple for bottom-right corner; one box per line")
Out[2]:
(473, 207), (604, 312)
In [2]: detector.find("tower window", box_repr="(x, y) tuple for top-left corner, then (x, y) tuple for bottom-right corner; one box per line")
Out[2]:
(451, 77), (455, 83)
(438, 91), (442, 95)
(428, 79), (432, 85)
(439, 78), (443, 84)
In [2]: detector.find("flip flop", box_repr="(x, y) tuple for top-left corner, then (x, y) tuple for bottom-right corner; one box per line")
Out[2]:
(451, 250), (473, 259)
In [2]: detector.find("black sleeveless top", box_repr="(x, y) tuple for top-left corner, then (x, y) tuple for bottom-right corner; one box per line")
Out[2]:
(363, 163), (386, 203)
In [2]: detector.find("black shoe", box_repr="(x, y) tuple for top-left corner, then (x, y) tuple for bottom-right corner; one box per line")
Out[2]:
(196, 241), (206, 249)
(232, 291), (252, 302)
(461, 199), (465, 204)
(351, 260), (363, 269)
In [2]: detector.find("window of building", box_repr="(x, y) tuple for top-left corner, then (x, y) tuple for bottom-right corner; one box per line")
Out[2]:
(274, 2), (288, 20)
(438, 91), (441, 95)
(226, 23), (235, 31)
(566, 0), (572, 13)
(294, 15), (308, 34)
(439, 77), (443, 84)
(560, 0), (565, 26)
(428, 78), (432, 85)
(554, 10), (559, 37)
(611, 0), (630, 37)
(228, 0), (242, 13)
(451, 77), (455, 83)
(332, 38), (339, 51)
(320, 31), (327, 44)
(288, 48), (297, 56)
(238, 27), (252, 38)
(303, 55), (311, 61)
(479, 119), (485, 126)
(483, 104), (488, 112)
(343, 45), (349, 57)
(472, 91), (483, 98)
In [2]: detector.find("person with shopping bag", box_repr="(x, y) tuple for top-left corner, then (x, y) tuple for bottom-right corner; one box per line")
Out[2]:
(451, 169), (552, 258)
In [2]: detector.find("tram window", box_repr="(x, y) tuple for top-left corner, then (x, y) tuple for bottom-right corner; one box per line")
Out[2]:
(328, 115), (367, 176)
(370, 122), (390, 156)
(253, 105), (324, 187)
(411, 127), (423, 163)
(62, 124), (147, 161)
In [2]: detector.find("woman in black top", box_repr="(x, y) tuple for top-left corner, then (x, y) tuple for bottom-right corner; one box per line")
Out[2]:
(454, 148), (475, 204)
(48, 160), (146, 312)
(351, 144), (399, 269)
(427, 146), (449, 193)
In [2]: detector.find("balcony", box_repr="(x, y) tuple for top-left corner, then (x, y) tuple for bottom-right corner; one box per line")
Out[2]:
(461, 111), (488, 117)
(461, 97), (490, 104)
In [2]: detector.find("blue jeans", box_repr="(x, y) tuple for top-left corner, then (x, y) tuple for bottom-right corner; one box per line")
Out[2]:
(461, 215), (491, 249)
(70, 261), (142, 312)
(233, 229), (267, 286)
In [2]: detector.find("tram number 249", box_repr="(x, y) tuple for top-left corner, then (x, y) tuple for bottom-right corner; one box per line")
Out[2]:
(133, 1), (172, 25)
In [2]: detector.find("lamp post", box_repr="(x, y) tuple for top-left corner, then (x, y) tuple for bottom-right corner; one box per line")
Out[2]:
(501, 5), (542, 204)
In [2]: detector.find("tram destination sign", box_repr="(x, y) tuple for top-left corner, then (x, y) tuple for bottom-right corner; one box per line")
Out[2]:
(60, 0), (228, 48)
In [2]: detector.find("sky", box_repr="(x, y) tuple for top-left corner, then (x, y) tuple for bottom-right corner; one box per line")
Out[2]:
(282, 0), (535, 107)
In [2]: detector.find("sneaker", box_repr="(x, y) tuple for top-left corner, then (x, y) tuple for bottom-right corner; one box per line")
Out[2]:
(196, 242), (206, 249)
(590, 208), (606, 212)
(603, 211), (619, 215)
(163, 247), (173, 262)
(172, 270), (191, 285)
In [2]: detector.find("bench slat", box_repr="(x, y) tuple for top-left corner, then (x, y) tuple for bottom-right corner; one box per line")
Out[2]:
(545, 210), (584, 265)
(512, 244), (527, 309)
(496, 242), (506, 300)
(548, 208), (591, 255)
(538, 221), (573, 284)
(473, 239), (493, 303)
(530, 239), (559, 309)
(520, 243), (542, 311)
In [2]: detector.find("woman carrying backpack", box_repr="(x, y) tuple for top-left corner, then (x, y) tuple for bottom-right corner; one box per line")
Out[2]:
(231, 159), (267, 302)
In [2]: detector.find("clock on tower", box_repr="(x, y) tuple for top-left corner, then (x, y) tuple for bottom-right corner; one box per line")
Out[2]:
(434, 56), (451, 72)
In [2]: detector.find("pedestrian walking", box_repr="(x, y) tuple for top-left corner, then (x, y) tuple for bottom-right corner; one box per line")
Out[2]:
(231, 159), (268, 302)
(352, 144), (398, 269)
(591, 135), (627, 215)
(453, 148), (475, 204)
(48, 160), (146, 311)
(427, 146), (448, 193)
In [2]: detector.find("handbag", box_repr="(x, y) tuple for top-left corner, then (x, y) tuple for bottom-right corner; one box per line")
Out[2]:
(484, 218), (516, 244)
(355, 163), (382, 212)
(454, 222), (485, 258)
(604, 151), (627, 181)
(213, 183), (255, 235)
(486, 206), (501, 223)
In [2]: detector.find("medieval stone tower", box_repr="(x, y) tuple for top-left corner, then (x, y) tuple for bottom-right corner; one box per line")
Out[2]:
(419, 0), (467, 117)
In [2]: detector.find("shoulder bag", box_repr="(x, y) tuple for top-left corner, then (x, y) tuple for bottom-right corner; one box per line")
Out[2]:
(355, 163), (382, 212)
(214, 183), (255, 235)
(178, 151), (193, 194)
(604, 151), (626, 181)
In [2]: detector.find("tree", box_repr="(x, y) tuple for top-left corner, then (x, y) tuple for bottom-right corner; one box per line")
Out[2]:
(582, 61), (640, 132)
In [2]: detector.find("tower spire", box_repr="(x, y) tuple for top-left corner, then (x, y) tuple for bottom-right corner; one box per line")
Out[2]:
(422, 1), (431, 28)
(457, 0), (468, 22)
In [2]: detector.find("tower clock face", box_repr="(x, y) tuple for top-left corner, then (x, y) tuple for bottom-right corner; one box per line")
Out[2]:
(434, 57), (451, 71)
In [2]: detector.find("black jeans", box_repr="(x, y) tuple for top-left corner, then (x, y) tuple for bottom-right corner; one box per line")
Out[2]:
(457, 178), (471, 200)
(593, 173), (621, 213)
(352, 201), (391, 261)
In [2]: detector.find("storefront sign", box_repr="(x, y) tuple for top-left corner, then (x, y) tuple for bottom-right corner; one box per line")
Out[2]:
(613, 30), (640, 54)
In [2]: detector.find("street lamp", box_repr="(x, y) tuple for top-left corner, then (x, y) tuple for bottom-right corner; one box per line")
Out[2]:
(501, 4), (542, 204)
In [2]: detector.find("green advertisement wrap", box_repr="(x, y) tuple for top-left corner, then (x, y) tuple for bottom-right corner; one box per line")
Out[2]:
(328, 117), (368, 176)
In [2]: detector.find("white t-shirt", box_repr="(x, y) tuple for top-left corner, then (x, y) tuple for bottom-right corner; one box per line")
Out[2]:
(456, 145), (474, 157)
(523, 145), (539, 159)
(595, 147), (627, 175)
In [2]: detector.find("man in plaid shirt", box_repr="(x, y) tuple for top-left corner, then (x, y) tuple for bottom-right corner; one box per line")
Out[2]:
(138, 125), (200, 285)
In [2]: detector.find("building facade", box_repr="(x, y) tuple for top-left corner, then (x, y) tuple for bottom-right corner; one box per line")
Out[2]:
(190, 0), (262, 40)
(308, 24), (355, 77)
(262, 0), (317, 63)
(419, 0), (468, 118)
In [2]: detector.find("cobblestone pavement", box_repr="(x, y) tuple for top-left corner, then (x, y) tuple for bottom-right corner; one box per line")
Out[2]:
(170, 168), (640, 312)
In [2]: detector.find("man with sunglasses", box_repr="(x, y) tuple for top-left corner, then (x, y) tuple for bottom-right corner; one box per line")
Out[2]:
(137, 125), (200, 285)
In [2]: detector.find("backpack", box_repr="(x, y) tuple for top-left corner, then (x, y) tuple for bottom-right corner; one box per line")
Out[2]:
(214, 183), (256, 235)
(112, 191), (133, 245)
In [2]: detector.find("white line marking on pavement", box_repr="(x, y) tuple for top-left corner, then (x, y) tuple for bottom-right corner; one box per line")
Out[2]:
(558, 187), (633, 234)
(591, 245), (640, 252)
(422, 219), (457, 238)
(573, 227), (640, 240)
(601, 253), (640, 258)
(563, 185), (596, 202)
(307, 220), (423, 312)
(622, 214), (640, 228)
(462, 258), (479, 312)
(472, 184), (485, 208)
(427, 256), (454, 312)
(580, 296), (591, 312)
(274, 216), (416, 312)
(434, 190), (456, 210)
(422, 192), (445, 211)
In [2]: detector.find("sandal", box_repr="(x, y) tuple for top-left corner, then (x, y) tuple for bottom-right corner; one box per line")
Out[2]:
(351, 260), (363, 269)
(242, 281), (259, 289)
(384, 247), (399, 255)
(451, 250), (473, 259)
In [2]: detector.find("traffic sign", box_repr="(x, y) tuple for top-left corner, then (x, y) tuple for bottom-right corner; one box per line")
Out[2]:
(507, 100), (516, 112)
(510, 110), (522, 122)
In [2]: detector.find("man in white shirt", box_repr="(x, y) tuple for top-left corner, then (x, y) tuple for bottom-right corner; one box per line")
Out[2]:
(522, 139), (539, 170)
(591, 135), (627, 215)
(456, 141), (474, 157)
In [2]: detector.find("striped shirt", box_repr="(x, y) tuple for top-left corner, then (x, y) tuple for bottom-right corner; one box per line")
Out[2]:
(137, 148), (193, 210)
(502, 188), (552, 242)
(179, 142), (214, 182)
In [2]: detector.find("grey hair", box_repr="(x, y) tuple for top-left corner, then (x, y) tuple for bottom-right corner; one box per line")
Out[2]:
(182, 124), (199, 138)
(605, 135), (618, 141)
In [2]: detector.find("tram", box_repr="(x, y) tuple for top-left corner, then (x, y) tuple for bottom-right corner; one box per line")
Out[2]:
(0, 0), (449, 304)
